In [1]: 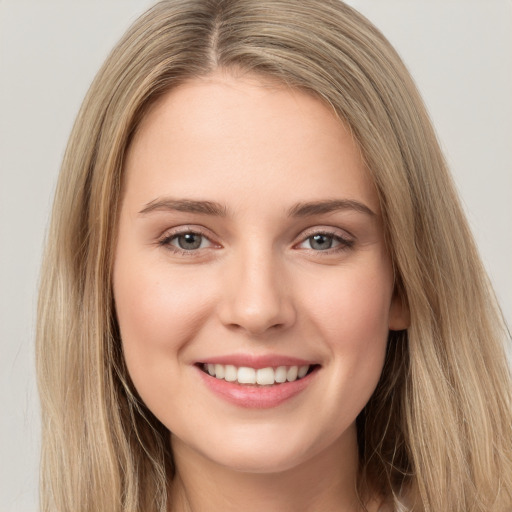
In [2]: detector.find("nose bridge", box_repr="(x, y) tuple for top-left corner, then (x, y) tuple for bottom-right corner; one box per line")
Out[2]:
(218, 241), (295, 335)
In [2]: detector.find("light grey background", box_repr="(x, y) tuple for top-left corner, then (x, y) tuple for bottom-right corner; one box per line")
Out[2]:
(1, 1), (510, 510)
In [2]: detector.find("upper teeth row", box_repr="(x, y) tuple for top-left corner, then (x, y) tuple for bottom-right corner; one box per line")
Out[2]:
(204, 364), (310, 385)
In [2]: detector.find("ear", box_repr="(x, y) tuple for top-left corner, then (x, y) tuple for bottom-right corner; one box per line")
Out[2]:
(388, 289), (410, 331)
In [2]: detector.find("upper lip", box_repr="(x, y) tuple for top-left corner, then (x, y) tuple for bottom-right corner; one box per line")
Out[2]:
(197, 354), (318, 369)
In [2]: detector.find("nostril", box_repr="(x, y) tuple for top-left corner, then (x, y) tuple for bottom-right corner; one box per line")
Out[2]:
(225, 321), (285, 336)
(219, 299), (296, 336)
(215, 263), (297, 336)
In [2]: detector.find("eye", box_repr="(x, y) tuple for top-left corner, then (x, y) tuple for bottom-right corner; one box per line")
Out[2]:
(306, 234), (336, 251)
(173, 232), (206, 250)
(159, 230), (215, 252)
(296, 230), (354, 252)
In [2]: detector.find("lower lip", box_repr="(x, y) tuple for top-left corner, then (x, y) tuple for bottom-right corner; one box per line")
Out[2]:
(196, 366), (318, 409)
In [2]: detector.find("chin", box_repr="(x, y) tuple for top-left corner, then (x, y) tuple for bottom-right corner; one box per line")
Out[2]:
(182, 422), (340, 476)
(210, 445), (309, 475)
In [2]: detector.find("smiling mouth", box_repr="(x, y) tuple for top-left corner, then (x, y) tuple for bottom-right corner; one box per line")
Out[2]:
(198, 363), (318, 386)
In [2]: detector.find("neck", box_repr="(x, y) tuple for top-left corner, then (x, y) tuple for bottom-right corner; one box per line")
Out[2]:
(168, 426), (379, 512)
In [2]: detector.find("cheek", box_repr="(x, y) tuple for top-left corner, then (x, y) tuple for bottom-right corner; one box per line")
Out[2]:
(112, 255), (213, 396)
(304, 260), (393, 338)
(301, 263), (393, 390)
(115, 271), (180, 351)
(114, 248), (215, 338)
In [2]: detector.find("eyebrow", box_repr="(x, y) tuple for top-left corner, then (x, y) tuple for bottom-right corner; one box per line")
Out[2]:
(287, 199), (376, 218)
(138, 197), (375, 218)
(139, 198), (228, 216)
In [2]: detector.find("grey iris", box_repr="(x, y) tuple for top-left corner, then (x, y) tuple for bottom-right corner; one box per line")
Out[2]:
(178, 233), (202, 250)
(310, 234), (333, 250)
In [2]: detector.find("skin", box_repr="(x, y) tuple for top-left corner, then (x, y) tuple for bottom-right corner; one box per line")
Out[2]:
(113, 70), (408, 512)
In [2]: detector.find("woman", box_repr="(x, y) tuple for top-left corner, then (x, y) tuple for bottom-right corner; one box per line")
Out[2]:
(36, 1), (512, 511)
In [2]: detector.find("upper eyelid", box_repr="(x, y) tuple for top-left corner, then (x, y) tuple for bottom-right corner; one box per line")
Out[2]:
(156, 225), (354, 246)
(159, 225), (214, 239)
(292, 226), (356, 253)
(295, 225), (355, 241)
(157, 226), (219, 250)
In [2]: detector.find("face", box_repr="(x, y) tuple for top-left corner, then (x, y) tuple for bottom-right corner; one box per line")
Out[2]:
(113, 71), (407, 475)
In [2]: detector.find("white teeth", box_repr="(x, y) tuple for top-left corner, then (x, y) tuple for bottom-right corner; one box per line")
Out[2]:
(203, 363), (312, 385)
(286, 366), (298, 382)
(224, 365), (237, 382)
(275, 366), (287, 383)
(298, 365), (309, 378)
(238, 367), (256, 384)
(256, 367), (275, 385)
(215, 364), (225, 379)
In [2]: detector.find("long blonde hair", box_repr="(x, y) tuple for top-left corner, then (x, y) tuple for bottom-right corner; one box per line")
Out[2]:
(37, 1), (512, 510)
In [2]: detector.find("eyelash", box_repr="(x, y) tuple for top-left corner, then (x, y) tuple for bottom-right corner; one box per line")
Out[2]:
(158, 227), (215, 256)
(297, 230), (355, 254)
(157, 228), (355, 256)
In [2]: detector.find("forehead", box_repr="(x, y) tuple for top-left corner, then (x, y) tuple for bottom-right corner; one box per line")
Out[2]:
(123, 71), (379, 217)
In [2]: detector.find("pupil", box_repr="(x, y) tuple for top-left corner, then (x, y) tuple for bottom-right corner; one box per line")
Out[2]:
(178, 233), (202, 250)
(310, 234), (332, 250)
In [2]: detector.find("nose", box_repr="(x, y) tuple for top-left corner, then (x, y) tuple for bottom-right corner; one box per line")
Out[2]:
(217, 248), (296, 336)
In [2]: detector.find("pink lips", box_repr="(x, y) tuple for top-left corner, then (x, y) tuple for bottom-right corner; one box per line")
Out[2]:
(195, 354), (319, 409)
